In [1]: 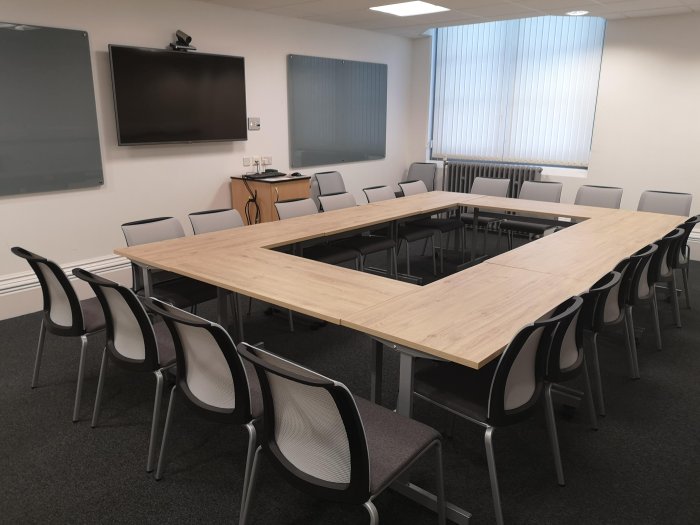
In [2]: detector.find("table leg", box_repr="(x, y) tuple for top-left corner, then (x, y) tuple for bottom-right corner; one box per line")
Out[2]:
(396, 352), (415, 417)
(216, 288), (228, 328)
(142, 266), (153, 297)
(370, 340), (383, 405)
(471, 207), (479, 263)
(234, 292), (245, 343)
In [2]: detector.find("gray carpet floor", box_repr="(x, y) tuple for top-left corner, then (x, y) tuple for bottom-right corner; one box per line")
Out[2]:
(2, 235), (699, 524)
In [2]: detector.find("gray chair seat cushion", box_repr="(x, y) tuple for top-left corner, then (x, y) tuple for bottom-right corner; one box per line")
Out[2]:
(153, 321), (176, 367)
(334, 235), (395, 255)
(303, 245), (359, 265)
(81, 296), (106, 333)
(499, 219), (551, 235)
(398, 224), (435, 242)
(148, 277), (218, 309)
(413, 359), (499, 423)
(412, 217), (463, 233)
(354, 395), (440, 495)
(460, 212), (501, 227)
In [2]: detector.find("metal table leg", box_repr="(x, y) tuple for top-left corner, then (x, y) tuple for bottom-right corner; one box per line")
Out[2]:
(371, 340), (383, 405)
(216, 288), (228, 328)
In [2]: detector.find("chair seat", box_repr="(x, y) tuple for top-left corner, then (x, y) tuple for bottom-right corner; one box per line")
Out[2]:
(147, 277), (218, 309)
(334, 235), (395, 255)
(153, 321), (176, 368)
(398, 224), (435, 242)
(460, 212), (501, 227)
(413, 359), (499, 424)
(412, 217), (463, 233)
(499, 219), (551, 236)
(81, 296), (106, 333)
(354, 396), (440, 494)
(303, 245), (359, 265)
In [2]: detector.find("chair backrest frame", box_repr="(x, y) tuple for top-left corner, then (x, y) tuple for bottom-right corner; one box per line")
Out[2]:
(189, 208), (244, 234)
(318, 192), (358, 212)
(398, 180), (428, 197)
(315, 171), (346, 196)
(637, 190), (692, 216)
(406, 162), (437, 191)
(581, 271), (622, 333)
(470, 177), (511, 198)
(574, 185), (623, 209)
(363, 185), (396, 203)
(275, 198), (319, 220)
(517, 181), (563, 203)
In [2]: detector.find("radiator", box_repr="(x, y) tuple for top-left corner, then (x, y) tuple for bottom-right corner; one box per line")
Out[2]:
(443, 161), (542, 198)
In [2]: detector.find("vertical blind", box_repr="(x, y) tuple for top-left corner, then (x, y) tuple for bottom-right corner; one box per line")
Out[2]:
(431, 16), (606, 167)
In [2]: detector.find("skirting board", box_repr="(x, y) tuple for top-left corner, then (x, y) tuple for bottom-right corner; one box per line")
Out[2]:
(3, 232), (699, 321)
(0, 254), (132, 321)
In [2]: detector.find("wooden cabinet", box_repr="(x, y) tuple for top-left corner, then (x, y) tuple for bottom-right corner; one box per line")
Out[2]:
(230, 175), (311, 224)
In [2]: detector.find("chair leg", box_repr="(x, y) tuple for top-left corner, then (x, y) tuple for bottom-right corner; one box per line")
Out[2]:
(288, 309), (294, 333)
(624, 307), (640, 379)
(484, 426), (504, 525)
(392, 247), (398, 279)
(72, 335), (88, 423)
(681, 267), (691, 309)
(670, 273), (682, 328)
(363, 501), (379, 525)
(241, 422), (258, 506)
(435, 441), (446, 525)
(31, 319), (47, 388)
(650, 288), (662, 350)
(544, 384), (566, 486)
(581, 355), (598, 430)
(147, 370), (165, 473)
(91, 348), (109, 428)
(155, 385), (177, 481)
(359, 256), (365, 272)
(432, 236), (437, 276)
(405, 240), (411, 276)
(239, 445), (262, 525)
(589, 332), (606, 416)
(439, 233), (445, 274)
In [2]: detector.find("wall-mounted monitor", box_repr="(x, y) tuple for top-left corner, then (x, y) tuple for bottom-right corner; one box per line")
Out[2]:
(109, 45), (248, 145)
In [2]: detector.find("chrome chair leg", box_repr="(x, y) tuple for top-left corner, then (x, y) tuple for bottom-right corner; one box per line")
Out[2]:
(288, 309), (294, 333)
(239, 445), (262, 525)
(405, 240), (411, 276)
(544, 384), (566, 486)
(91, 348), (109, 428)
(624, 307), (640, 379)
(363, 500), (379, 525)
(241, 422), (258, 506)
(581, 355), (598, 430)
(72, 335), (88, 423)
(681, 267), (691, 309)
(31, 319), (47, 388)
(670, 273), (682, 328)
(147, 369), (165, 473)
(650, 288), (662, 350)
(484, 426), (504, 525)
(435, 441), (446, 525)
(155, 385), (177, 480)
(589, 332), (606, 416)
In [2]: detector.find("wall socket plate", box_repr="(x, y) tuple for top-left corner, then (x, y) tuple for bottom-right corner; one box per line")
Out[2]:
(247, 117), (260, 131)
(242, 157), (251, 167)
(262, 156), (272, 165)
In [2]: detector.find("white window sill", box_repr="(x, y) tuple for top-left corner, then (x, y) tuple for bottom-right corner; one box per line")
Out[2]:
(540, 166), (588, 179)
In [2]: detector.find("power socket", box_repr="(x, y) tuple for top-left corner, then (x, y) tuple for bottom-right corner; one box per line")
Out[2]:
(242, 157), (251, 167)
(262, 156), (272, 166)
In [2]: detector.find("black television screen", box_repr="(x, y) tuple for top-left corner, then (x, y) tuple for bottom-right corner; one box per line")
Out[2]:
(109, 45), (247, 145)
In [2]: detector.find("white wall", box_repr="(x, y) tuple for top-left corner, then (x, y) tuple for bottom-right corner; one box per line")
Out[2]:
(0, 0), (414, 319)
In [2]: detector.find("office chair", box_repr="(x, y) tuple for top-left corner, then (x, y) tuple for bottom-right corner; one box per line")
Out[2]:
(189, 208), (244, 234)
(317, 192), (398, 276)
(499, 181), (564, 250)
(365, 183), (437, 275)
(574, 185), (623, 209)
(405, 162), (438, 191)
(237, 342), (446, 525)
(121, 217), (217, 309)
(637, 190), (692, 216)
(413, 296), (583, 525)
(460, 177), (511, 257)
(72, 268), (176, 472)
(673, 215), (700, 308)
(144, 298), (261, 504)
(11, 247), (105, 422)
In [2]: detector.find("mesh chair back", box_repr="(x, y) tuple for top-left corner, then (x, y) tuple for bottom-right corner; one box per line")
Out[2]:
(487, 296), (583, 426)
(189, 209), (244, 234)
(315, 171), (346, 196)
(470, 177), (510, 197)
(318, 192), (358, 212)
(518, 181), (563, 202)
(399, 180), (428, 197)
(73, 268), (159, 370)
(406, 162), (437, 191)
(637, 191), (692, 216)
(275, 198), (318, 220)
(121, 217), (186, 293)
(237, 342), (371, 503)
(652, 229), (683, 280)
(603, 258), (633, 324)
(145, 298), (253, 422)
(627, 244), (658, 304)
(581, 271), (621, 333)
(574, 185), (623, 209)
(363, 185), (396, 203)
(11, 247), (84, 336)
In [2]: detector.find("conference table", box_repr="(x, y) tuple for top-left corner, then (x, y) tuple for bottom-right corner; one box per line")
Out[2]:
(115, 191), (685, 524)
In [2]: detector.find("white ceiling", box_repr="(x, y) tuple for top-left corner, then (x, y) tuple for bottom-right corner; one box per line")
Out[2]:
(204, 0), (700, 37)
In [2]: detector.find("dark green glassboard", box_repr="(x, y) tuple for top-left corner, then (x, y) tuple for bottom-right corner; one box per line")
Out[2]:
(287, 54), (387, 168)
(0, 23), (103, 196)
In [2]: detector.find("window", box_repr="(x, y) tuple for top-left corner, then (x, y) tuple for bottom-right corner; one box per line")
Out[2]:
(431, 16), (606, 168)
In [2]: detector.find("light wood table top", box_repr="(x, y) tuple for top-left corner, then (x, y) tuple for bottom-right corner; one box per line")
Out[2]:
(116, 192), (687, 368)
